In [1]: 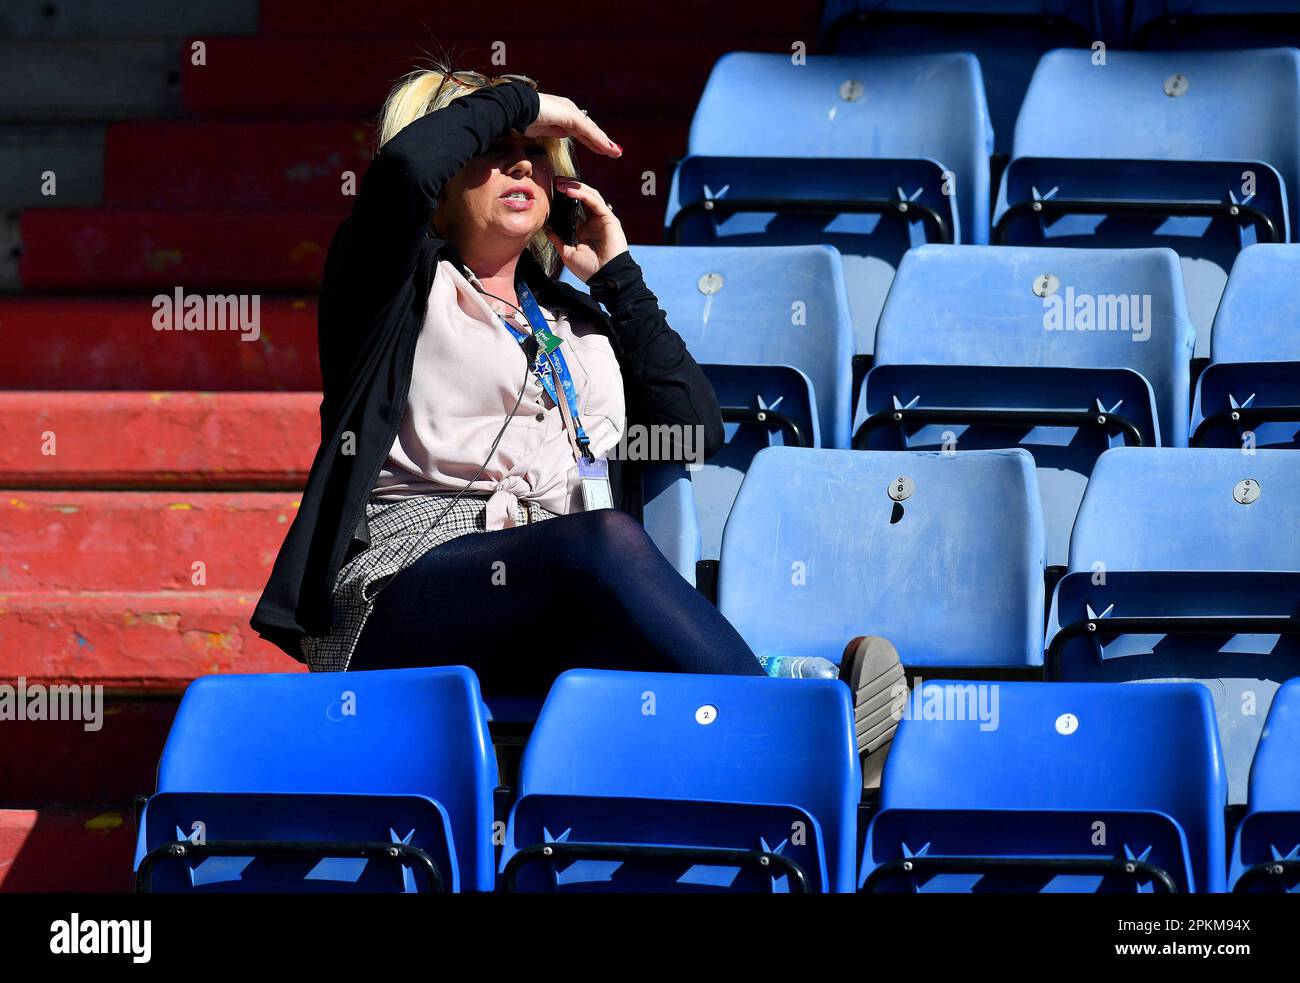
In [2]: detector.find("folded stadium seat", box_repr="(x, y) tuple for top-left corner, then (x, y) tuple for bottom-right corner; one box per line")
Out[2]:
(819, 0), (1117, 157)
(563, 244), (855, 581)
(133, 667), (498, 893)
(499, 669), (860, 893)
(1066, 449), (1300, 573)
(994, 48), (1300, 357)
(665, 51), (992, 355)
(1191, 244), (1300, 449)
(1132, 0), (1300, 50)
(716, 446), (1046, 670)
(861, 680), (1227, 892)
(1047, 447), (1300, 804)
(857, 244), (1196, 566)
(1231, 677), (1300, 892)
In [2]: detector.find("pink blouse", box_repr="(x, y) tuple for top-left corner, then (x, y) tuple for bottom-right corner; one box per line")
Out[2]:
(372, 259), (626, 530)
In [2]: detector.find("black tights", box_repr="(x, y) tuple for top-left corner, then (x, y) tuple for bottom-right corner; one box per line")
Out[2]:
(349, 508), (766, 695)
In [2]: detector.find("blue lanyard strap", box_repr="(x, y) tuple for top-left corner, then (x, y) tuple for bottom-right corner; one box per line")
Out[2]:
(498, 280), (593, 460)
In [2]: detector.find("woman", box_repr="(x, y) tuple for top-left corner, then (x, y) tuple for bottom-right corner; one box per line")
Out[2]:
(251, 66), (896, 729)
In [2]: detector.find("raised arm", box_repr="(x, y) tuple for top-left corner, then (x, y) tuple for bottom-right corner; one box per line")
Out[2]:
(330, 81), (540, 317)
(319, 80), (620, 400)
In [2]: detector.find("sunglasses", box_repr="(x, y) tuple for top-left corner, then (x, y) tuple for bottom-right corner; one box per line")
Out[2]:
(434, 71), (538, 104)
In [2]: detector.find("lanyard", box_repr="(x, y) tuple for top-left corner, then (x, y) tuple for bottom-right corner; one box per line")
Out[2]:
(496, 280), (594, 462)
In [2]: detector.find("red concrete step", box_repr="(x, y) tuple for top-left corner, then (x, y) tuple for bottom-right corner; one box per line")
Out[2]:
(18, 208), (341, 290)
(0, 392), (318, 488)
(104, 120), (375, 208)
(0, 590), (304, 693)
(181, 35), (795, 117)
(0, 699), (176, 805)
(0, 808), (134, 892)
(100, 117), (684, 245)
(0, 491), (302, 591)
(259, 0), (821, 37)
(0, 297), (319, 390)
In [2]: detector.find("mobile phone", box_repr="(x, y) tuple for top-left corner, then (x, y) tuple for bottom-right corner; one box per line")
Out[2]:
(548, 184), (586, 247)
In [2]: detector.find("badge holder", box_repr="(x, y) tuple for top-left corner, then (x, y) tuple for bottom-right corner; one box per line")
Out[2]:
(578, 456), (613, 511)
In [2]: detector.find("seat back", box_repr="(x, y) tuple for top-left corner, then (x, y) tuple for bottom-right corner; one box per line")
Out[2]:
(618, 244), (856, 449)
(1209, 244), (1300, 364)
(504, 669), (860, 892)
(718, 447), (1045, 668)
(1011, 49), (1300, 234)
(141, 666), (498, 892)
(1232, 677), (1300, 891)
(865, 680), (1227, 892)
(874, 244), (1196, 446)
(1193, 245), (1300, 448)
(1246, 677), (1300, 814)
(1068, 448), (1300, 572)
(687, 51), (992, 245)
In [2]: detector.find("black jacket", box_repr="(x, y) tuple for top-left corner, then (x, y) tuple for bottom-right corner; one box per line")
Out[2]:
(251, 79), (724, 660)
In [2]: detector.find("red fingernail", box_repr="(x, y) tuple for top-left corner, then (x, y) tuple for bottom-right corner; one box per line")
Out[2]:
(612, 142), (623, 154)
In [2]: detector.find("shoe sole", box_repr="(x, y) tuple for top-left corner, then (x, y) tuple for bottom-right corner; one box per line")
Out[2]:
(842, 636), (907, 788)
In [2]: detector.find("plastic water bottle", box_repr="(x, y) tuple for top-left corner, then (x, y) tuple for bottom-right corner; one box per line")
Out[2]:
(757, 654), (840, 680)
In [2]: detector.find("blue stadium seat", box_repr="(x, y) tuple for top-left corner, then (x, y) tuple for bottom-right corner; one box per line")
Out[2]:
(1232, 677), (1300, 892)
(565, 244), (855, 579)
(1068, 448), (1300, 572)
(862, 680), (1228, 892)
(858, 243), (1195, 565)
(1049, 447), (1300, 804)
(717, 447), (1046, 669)
(620, 245), (856, 450)
(638, 461), (705, 584)
(1047, 571), (1300, 805)
(499, 669), (860, 893)
(995, 48), (1300, 355)
(1132, 1), (1300, 50)
(133, 667), (498, 893)
(666, 51), (992, 353)
(1192, 244), (1300, 449)
(820, 1), (1116, 155)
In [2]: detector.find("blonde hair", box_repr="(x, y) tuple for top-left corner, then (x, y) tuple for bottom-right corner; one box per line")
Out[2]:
(377, 64), (577, 277)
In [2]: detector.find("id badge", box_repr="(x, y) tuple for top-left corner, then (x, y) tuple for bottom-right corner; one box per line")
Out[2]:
(578, 457), (613, 511)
